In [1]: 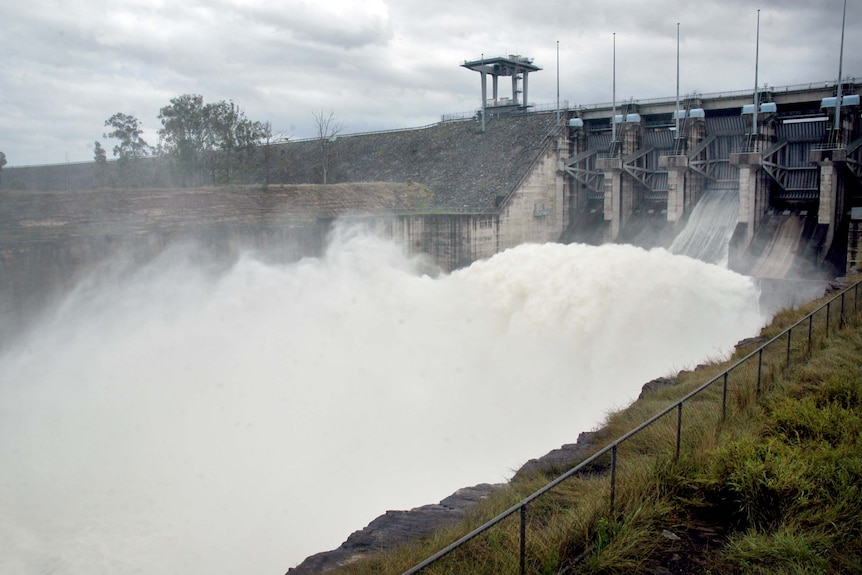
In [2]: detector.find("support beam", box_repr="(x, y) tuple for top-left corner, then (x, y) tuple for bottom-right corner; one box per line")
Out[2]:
(481, 72), (487, 106)
(597, 157), (623, 241)
(730, 151), (764, 249)
(731, 152), (763, 224)
(659, 155), (688, 222)
(512, 75), (519, 106)
(811, 149), (848, 256)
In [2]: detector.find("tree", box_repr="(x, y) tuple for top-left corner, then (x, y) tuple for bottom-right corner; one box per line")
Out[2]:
(103, 113), (152, 161)
(103, 113), (152, 187)
(93, 141), (108, 187)
(312, 110), (343, 184)
(159, 94), (269, 186)
(0, 151), (6, 186)
(93, 141), (107, 164)
(158, 94), (207, 186)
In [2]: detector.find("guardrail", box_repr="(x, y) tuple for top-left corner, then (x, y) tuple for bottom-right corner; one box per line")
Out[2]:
(570, 78), (859, 114)
(401, 279), (861, 575)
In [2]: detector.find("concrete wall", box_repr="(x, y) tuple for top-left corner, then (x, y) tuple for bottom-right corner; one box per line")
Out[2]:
(351, 132), (566, 271)
(496, 132), (567, 251)
(356, 214), (499, 271)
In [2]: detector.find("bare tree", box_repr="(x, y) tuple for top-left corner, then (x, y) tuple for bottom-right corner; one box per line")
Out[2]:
(312, 110), (343, 184)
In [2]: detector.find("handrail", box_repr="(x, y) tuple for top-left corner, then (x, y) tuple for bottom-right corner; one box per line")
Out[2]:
(572, 78), (859, 114)
(492, 123), (565, 213)
(401, 278), (861, 575)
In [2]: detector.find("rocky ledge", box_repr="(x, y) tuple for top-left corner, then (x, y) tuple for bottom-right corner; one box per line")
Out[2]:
(286, 483), (504, 575)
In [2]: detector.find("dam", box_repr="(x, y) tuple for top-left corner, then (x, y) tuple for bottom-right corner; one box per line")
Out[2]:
(1, 65), (861, 574)
(4, 74), (861, 280)
(3, 75), (861, 339)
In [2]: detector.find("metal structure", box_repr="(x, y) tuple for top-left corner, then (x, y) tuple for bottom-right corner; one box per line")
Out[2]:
(462, 55), (542, 113)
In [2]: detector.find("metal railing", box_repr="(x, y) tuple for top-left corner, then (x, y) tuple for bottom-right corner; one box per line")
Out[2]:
(569, 77), (859, 114)
(401, 279), (861, 575)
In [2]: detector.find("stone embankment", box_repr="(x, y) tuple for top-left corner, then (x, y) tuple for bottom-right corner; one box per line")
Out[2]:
(3, 112), (559, 214)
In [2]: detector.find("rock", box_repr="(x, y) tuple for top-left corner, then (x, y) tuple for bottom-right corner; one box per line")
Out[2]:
(661, 529), (681, 541)
(637, 377), (678, 400)
(285, 483), (502, 575)
(511, 431), (600, 482)
(735, 336), (767, 349)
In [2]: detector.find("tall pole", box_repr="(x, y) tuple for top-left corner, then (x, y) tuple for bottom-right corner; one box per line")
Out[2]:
(834, 0), (847, 145)
(675, 23), (680, 138)
(752, 9), (760, 149)
(556, 40), (561, 124)
(612, 32), (617, 146)
(481, 53), (486, 133)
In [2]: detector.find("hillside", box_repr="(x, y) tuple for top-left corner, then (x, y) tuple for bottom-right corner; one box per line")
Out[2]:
(304, 279), (862, 575)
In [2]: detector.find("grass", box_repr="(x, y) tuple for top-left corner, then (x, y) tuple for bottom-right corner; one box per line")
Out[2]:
(323, 279), (862, 575)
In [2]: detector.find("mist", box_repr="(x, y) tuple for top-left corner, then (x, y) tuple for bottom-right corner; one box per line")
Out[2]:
(0, 226), (766, 574)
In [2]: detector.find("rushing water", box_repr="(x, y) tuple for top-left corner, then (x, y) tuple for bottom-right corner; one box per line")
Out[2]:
(669, 187), (740, 266)
(0, 227), (765, 574)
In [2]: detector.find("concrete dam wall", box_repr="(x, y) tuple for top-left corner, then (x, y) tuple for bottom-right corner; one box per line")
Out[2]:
(3, 82), (862, 351)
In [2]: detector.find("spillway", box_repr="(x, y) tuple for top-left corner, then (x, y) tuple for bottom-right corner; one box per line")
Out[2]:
(668, 186), (740, 266)
(746, 212), (807, 279)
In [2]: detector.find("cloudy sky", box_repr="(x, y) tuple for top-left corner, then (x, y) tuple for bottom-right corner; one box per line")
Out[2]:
(1, 0), (858, 167)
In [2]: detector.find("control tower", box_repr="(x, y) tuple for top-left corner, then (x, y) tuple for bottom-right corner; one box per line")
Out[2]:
(462, 55), (541, 113)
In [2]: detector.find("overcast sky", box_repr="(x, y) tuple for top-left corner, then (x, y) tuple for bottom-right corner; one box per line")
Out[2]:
(1, 0), (859, 167)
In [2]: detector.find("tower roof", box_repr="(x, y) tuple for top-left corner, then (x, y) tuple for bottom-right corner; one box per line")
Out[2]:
(461, 55), (541, 75)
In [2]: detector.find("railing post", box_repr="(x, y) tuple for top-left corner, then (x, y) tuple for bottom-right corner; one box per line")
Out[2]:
(722, 372), (729, 422)
(808, 314), (813, 353)
(610, 445), (617, 515)
(841, 292), (846, 328)
(675, 403), (683, 460)
(786, 327), (792, 368)
(757, 348), (763, 394)
(826, 301), (831, 338)
(520, 505), (526, 575)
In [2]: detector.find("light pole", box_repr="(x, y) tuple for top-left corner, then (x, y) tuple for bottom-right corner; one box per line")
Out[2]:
(834, 0), (847, 145)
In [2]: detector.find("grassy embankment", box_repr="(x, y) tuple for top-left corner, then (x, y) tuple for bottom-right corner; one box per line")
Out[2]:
(326, 280), (862, 575)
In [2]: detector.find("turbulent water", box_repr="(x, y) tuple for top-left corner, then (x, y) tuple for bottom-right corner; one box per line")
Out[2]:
(0, 227), (766, 574)
(669, 187), (740, 265)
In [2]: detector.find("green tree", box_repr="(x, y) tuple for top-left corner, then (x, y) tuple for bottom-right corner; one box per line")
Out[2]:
(159, 94), (269, 186)
(93, 141), (108, 187)
(203, 100), (268, 184)
(103, 113), (152, 186)
(93, 141), (107, 164)
(158, 94), (208, 186)
(103, 113), (152, 161)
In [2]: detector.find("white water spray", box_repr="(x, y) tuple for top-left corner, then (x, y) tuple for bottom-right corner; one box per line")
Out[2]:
(0, 228), (765, 574)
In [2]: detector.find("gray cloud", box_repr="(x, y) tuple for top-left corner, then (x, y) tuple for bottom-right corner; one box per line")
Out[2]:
(0, 0), (858, 166)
